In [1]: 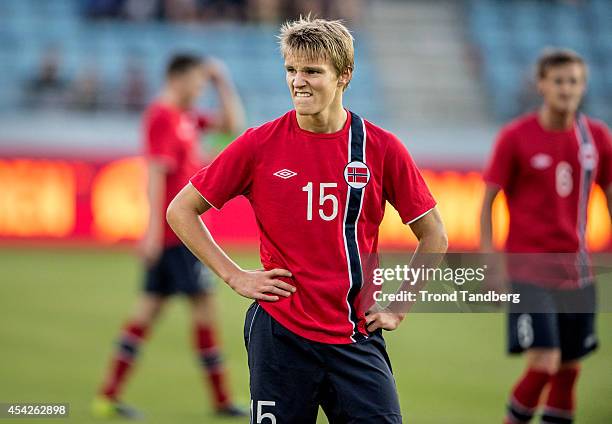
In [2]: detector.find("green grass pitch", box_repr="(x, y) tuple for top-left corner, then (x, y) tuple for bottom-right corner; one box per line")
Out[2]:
(0, 247), (610, 423)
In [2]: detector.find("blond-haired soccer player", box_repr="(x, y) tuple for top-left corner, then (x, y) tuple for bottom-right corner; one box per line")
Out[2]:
(481, 49), (612, 424)
(168, 17), (447, 423)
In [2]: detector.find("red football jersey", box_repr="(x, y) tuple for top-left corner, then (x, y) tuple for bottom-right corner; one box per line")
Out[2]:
(190, 110), (436, 344)
(483, 113), (612, 284)
(143, 101), (211, 246)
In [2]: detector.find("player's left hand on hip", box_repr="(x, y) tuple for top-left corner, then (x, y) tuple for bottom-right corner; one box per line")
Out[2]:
(365, 310), (406, 332)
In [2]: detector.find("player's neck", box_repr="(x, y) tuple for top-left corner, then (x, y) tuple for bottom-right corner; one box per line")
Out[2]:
(538, 106), (575, 131)
(159, 89), (189, 110)
(296, 106), (347, 134)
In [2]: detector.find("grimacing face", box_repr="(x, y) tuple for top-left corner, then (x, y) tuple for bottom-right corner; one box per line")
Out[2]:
(537, 63), (586, 115)
(284, 54), (350, 117)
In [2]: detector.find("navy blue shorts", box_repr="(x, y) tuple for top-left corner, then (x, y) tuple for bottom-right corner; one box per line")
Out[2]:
(244, 302), (402, 424)
(144, 245), (214, 297)
(507, 282), (598, 361)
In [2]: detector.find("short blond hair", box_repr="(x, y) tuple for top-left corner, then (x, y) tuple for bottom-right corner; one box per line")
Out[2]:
(279, 16), (354, 86)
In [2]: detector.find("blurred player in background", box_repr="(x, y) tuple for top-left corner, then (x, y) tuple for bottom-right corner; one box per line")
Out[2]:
(93, 53), (246, 418)
(480, 49), (612, 424)
(167, 16), (447, 423)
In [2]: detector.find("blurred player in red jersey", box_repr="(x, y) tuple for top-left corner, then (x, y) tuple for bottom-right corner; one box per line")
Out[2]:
(480, 49), (612, 424)
(92, 54), (247, 419)
(167, 17), (447, 423)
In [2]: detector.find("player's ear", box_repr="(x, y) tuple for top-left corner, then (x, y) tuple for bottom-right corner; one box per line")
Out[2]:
(338, 67), (352, 89)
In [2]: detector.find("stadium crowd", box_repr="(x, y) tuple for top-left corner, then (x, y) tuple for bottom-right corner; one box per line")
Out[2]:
(21, 1), (364, 113)
(82, 0), (363, 23)
(23, 48), (148, 113)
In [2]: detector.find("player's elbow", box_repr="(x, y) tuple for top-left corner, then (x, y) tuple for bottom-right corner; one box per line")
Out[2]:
(441, 231), (449, 252)
(165, 197), (182, 232)
(434, 228), (449, 253)
(424, 222), (449, 252)
(416, 226), (448, 253)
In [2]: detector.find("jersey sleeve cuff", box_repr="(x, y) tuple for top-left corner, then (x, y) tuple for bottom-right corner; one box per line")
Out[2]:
(403, 206), (435, 225)
(188, 181), (221, 211)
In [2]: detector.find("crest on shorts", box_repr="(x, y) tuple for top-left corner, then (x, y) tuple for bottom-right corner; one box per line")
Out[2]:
(344, 161), (370, 189)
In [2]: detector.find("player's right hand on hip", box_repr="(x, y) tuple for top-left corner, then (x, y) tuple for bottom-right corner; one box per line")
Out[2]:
(227, 268), (295, 301)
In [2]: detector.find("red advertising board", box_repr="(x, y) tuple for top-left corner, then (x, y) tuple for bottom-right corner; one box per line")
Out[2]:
(0, 155), (609, 251)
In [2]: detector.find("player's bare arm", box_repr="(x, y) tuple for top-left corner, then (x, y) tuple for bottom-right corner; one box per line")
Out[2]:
(166, 183), (295, 301)
(407, 207), (448, 256)
(139, 159), (167, 265)
(479, 183), (501, 252)
(479, 183), (508, 293)
(366, 207), (447, 332)
(203, 59), (245, 134)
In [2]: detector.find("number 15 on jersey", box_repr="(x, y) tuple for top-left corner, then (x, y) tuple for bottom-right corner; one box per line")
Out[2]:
(302, 182), (339, 221)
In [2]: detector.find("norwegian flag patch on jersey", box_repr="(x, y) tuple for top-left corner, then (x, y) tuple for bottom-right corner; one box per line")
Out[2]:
(344, 161), (370, 189)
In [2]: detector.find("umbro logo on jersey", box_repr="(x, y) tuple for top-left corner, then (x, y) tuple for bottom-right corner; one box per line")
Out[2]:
(530, 153), (552, 170)
(273, 169), (297, 179)
(344, 161), (370, 189)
